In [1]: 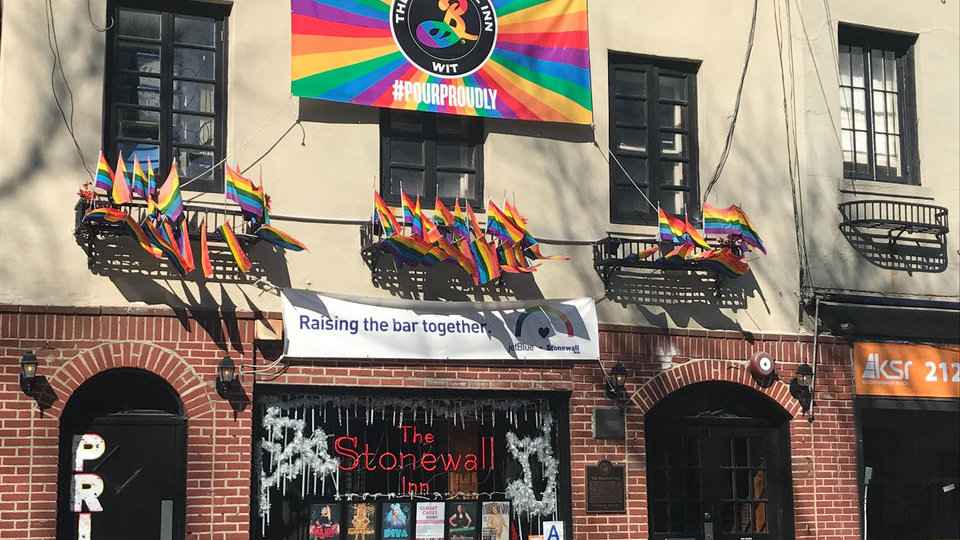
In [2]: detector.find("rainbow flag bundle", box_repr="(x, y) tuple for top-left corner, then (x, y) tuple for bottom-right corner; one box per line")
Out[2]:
(221, 222), (252, 273)
(225, 165), (265, 219)
(703, 203), (766, 254)
(157, 163), (184, 223)
(199, 218), (214, 279)
(255, 224), (307, 252)
(94, 151), (114, 194)
(131, 157), (148, 198)
(373, 191), (401, 237)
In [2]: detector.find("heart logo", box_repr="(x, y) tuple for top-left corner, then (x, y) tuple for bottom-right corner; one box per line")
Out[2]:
(538, 327), (550, 338)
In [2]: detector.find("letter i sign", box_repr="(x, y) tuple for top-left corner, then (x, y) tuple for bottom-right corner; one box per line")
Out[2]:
(543, 522), (564, 540)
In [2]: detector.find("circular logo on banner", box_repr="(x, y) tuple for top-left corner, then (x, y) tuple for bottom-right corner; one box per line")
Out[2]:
(391, 0), (497, 78)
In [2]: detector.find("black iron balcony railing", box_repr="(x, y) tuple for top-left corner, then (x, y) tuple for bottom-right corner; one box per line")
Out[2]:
(838, 199), (949, 273)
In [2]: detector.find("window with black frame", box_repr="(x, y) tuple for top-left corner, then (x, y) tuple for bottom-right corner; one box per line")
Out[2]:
(104, 0), (228, 193)
(380, 110), (484, 210)
(608, 53), (700, 225)
(838, 24), (919, 184)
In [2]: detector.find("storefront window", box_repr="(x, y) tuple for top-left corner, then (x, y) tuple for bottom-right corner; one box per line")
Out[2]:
(254, 389), (570, 540)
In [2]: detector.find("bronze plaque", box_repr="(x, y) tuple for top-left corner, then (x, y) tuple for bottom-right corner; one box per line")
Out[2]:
(586, 460), (626, 513)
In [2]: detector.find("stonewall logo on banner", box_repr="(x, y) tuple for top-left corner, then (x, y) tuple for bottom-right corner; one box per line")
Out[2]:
(291, 0), (592, 124)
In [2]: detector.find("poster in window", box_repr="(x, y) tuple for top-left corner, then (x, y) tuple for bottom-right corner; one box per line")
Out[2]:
(382, 501), (413, 540)
(415, 502), (445, 540)
(308, 503), (342, 540)
(480, 501), (510, 540)
(346, 502), (378, 540)
(446, 501), (479, 540)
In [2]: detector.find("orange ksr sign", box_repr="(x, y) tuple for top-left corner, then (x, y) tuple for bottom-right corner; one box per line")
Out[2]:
(854, 342), (960, 399)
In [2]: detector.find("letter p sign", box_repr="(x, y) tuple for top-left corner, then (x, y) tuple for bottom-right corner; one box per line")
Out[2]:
(73, 433), (105, 472)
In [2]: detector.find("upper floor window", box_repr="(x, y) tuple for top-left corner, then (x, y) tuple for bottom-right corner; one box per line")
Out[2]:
(609, 52), (700, 225)
(839, 24), (919, 184)
(104, 0), (228, 193)
(380, 110), (484, 210)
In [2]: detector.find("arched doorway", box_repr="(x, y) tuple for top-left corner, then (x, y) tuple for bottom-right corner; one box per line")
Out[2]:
(56, 368), (187, 540)
(645, 382), (795, 540)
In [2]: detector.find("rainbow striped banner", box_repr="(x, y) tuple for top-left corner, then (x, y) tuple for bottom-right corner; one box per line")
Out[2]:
(291, 0), (592, 124)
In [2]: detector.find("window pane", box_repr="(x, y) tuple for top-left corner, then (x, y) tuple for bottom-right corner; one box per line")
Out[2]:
(658, 104), (685, 129)
(658, 161), (686, 186)
(173, 81), (215, 113)
(115, 74), (160, 108)
(840, 88), (853, 130)
(437, 144), (476, 169)
(851, 46), (865, 88)
(659, 190), (686, 215)
(839, 46), (851, 86)
(118, 10), (161, 40)
(854, 131), (869, 172)
(117, 108), (160, 140)
(615, 127), (646, 153)
(175, 15), (216, 47)
(613, 186), (649, 219)
(176, 147), (215, 184)
(172, 114), (216, 146)
(118, 142), (160, 173)
(872, 91), (887, 133)
(615, 69), (646, 96)
(611, 155), (647, 185)
(660, 134), (686, 158)
(390, 139), (424, 166)
(841, 130), (854, 164)
(884, 51), (898, 92)
(658, 74), (687, 101)
(852, 89), (867, 130)
(174, 47), (215, 80)
(437, 172), (477, 200)
(388, 168), (424, 197)
(875, 134), (889, 169)
(615, 98), (646, 124)
(117, 42), (161, 73)
(888, 135), (901, 175)
(871, 49), (885, 92)
(887, 93), (900, 134)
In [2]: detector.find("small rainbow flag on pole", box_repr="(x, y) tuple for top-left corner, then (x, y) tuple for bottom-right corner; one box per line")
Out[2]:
(177, 219), (195, 273)
(373, 191), (401, 236)
(131, 157), (148, 198)
(703, 203), (766, 254)
(452, 199), (470, 241)
(255, 224), (307, 252)
(157, 162), (185, 223)
(469, 237), (502, 285)
(658, 208), (686, 243)
(401, 192), (422, 239)
(94, 150), (114, 194)
(486, 201), (524, 246)
(221, 222), (252, 273)
(199, 218), (213, 279)
(434, 197), (456, 231)
(225, 165), (265, 219)
(112, 153), (132, 205)
(684, 214), (711, 250)
(421, 210), (443, 244)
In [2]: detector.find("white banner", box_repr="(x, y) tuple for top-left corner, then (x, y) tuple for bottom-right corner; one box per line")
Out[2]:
(282, 289), (599, 360)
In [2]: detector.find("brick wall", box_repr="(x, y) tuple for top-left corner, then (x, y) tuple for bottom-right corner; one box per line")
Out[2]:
(1, 307), (859, 540)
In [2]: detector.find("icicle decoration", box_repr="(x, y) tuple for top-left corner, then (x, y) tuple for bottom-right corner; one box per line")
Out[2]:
(504, 410), (559, 518)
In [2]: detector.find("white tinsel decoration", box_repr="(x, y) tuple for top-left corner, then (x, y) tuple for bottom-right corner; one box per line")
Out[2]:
(505, 410), (559, 518)
(259, 406), (340, 519)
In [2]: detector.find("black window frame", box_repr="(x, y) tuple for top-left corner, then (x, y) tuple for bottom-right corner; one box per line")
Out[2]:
(838, 23), (920, 185)
(608, 51), (701, 226)
(379, 110), (485, 211)
(103, 0), (230, 194)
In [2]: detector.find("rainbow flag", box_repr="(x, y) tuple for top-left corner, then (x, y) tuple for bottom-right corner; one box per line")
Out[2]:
(382, 235), (439, 267)
(684, 215), (711, 250)
(703, 203), (766, 254)
(112, 153), (132, 205)
(82, 207), (127, 223)
(457, 238), (479, 285)
(486, 201), (524, 246)
(421, 210), (443, 244)
(225, 165), (265, 219)
(436, 235), (476, 281)
(524, 242), (570, 261)
(123, 215), (162, 259)
(663, 242), (696, 260)
(131, 157), (148, 198)
(469, 237), (501, 285)
(452, 199), (470, 241)
(221, 222), (252, 273)
(498, 244), (538, 274)
(658, 208), (686, 243)
(94, 150), (114, 194)
(401, 191), (422, 238)
(373, 191), (401, 236)
(177, 218), (196, 273)
(144, 219), (187, 275)
(199, 218), (213, 279)
(689, 247), (750, 277)
(146, 160), (158, 215)
(504, 200), (528, 232)
(157, 163), (184, 223)
(466, 204), (484, 240)
(256, 224), (307, 251)
(434, 197), (456, 230)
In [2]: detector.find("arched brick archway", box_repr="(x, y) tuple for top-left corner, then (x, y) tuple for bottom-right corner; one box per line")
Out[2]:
(46, 342), (214, 420)
(630, 358), (803, 417)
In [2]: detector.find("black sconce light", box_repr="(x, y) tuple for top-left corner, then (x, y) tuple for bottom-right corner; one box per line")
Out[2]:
(789, 362), (814, 416)
(19, 351), (38, 395)
(605, 361), (629, 406)
(216, 356), (237, 398)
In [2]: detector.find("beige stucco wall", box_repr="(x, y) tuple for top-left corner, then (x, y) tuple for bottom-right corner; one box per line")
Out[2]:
(0, 0), (956, 334)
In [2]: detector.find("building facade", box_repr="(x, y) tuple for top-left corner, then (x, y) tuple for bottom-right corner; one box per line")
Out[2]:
(0, 1), (957, 539)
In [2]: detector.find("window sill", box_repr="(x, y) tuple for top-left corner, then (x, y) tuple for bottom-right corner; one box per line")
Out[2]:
(839, 178), (934, 201)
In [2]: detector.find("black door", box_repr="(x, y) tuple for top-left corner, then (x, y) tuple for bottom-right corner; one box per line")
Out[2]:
(646, 382), (794, 540)
(57, 369), (186, 540)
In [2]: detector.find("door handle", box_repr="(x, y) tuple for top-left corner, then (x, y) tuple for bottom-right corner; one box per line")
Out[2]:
(160, 499), (173, 540)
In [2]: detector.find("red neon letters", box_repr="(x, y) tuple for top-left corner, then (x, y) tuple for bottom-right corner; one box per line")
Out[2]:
(333, 424), (495, 473)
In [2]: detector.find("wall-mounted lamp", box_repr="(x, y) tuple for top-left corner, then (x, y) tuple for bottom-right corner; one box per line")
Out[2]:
(605, 361), (629, 406)
(216, 356), (237, 398)
(20, 351), (39, 395)
(789, 362), (814, 416)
